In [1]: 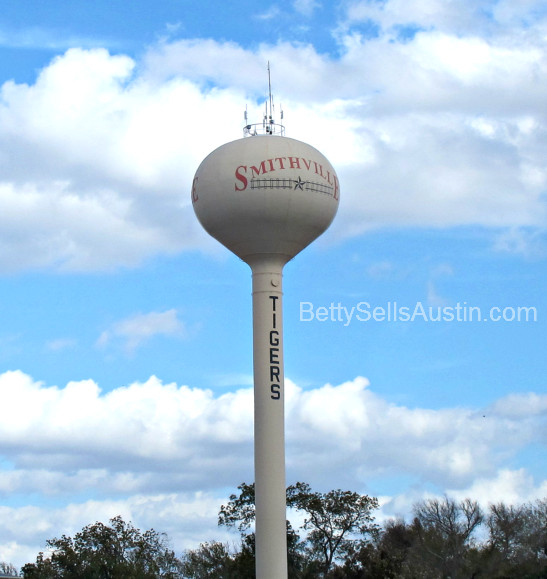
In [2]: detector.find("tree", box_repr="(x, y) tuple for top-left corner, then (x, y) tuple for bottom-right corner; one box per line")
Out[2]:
(218, 482), (257, 534)
(217, 481), (379, 577)
(0, 561), (19, 577)
(486, 501), (527, 574)
(411, 496), (483, 578)
(348, 518), (414, 579)
(522, 498), (547, 570)
(180, 541), (233, 578)
(169, 483), (547, 577)
(484, 499), (547, 578)
(21, 516), (182, 578)
(287, 482), (379, 576)
(218, 482), (307, 576)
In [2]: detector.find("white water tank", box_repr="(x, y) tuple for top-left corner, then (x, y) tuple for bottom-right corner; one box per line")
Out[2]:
(192, 135), (339, 265)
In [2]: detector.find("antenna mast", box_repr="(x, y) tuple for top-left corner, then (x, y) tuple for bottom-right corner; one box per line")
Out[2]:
(268, 61), (273, 129)
(244, 62), (285, 137)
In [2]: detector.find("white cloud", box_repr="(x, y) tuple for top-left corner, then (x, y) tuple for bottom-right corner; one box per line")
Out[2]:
(0, 370), (544, 567)
(0, 48), (235, 272)
(378, 467), (547, 524)
(0, 25), (118, 51)
(367, 260), (396, 279)
(286, 377), (546, 489)
(293, 0), (320, 17)
(426, 263), (453, 306)
(492, 0), (547, 27)
(0, 491), (231, 569)
(254, 5), (282, 21)
(45, 338), (77, 352)
(3, 467), (542, 570)
(342, 0), (547, 36)
(492, 227), (547, 258)
(0, 371), (543, 493)
(0, 19), (546, 272)
(0, 181), (173, 271)
(0, 371), (254, 478)
(488, 391), (547, 420)
(448, 468), (547, 507)
(97, 309), (184, 352)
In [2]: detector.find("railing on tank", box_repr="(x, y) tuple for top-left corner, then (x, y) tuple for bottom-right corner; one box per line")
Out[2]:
(243, 119), (285, 137)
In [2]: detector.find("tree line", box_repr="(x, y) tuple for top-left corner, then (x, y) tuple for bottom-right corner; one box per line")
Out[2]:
(2, 482), (545, 578)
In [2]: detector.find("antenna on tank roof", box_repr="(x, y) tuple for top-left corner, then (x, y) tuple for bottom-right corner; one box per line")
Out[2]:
(243, 62), (285, 137)
(268, 61), (273, 125)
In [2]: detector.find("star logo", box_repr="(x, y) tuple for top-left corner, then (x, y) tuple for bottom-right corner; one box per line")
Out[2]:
(294, 177), (306, 190)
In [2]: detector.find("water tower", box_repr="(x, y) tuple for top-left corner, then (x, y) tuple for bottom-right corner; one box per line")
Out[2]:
(192, 69), (339, 578)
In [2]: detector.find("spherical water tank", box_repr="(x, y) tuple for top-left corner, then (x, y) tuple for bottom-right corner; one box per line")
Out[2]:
(192, 136), (339, 264)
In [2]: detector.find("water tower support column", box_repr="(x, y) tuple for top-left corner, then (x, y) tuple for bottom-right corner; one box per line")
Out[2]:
(250, 255), (288, 579)
(192, 130), (339, 578)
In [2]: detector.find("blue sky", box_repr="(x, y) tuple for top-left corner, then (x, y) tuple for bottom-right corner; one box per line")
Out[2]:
(0, 0), (546, 568)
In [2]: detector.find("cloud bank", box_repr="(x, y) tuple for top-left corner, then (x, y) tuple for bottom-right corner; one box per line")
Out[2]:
(0, 370), (544, 566)
(1, 9), (546, 271)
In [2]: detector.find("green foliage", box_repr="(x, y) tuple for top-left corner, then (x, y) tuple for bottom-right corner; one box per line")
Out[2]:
(0, 561), (20, 577)
(481, 498), (547, 578)
(179, 537), (256, 579)
(335, 497), (547, 579)
(21, 516), (182, 578)
(217, 482), (308, 575)
(218, 483), (256, 534)
(287, 482), (379, 575)
(409, 496), (484, 578)
(216, 481), (380, 577)
(20, 489), (547, 578)
(179, 541), (232, 578)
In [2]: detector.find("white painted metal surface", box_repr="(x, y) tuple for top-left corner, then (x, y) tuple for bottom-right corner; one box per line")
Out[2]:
(192, 134), (338, 578)
(249, 254), (287, 578)
(192, 136), (339, 263)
